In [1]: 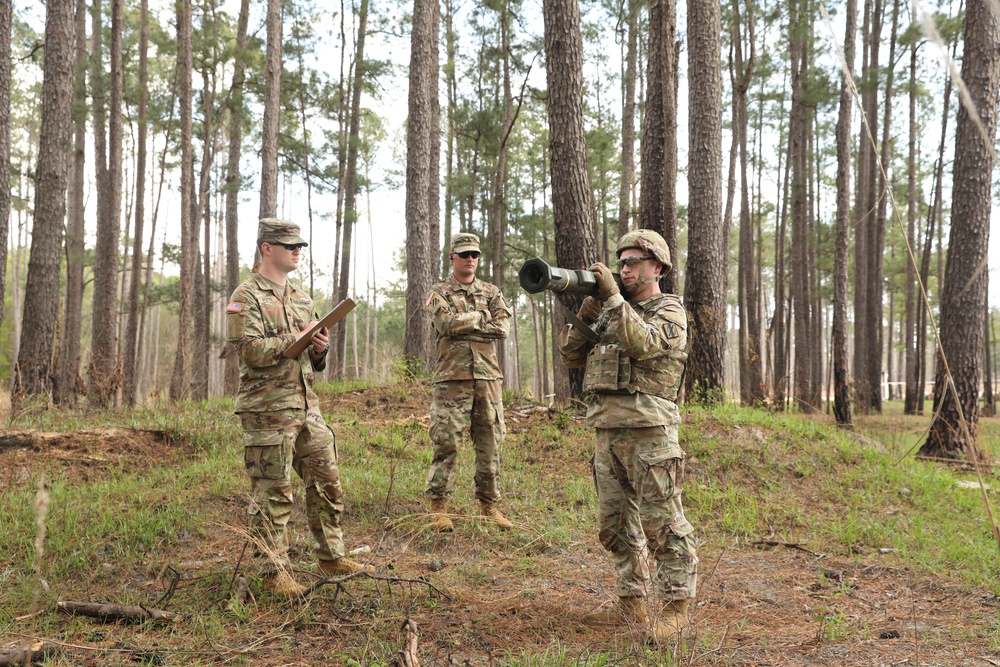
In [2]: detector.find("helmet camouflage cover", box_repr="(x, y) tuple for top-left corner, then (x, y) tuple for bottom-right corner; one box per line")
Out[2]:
(616, 229), (672, 271)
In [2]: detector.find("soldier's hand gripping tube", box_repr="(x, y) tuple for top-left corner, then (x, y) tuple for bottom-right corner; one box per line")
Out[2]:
(518, 258), (623, 296)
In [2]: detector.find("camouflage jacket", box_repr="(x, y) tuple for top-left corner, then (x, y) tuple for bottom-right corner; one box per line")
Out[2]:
(559, 292), (687, 428)
(426, 274), (511, 382)
(227, 273), (326, 413)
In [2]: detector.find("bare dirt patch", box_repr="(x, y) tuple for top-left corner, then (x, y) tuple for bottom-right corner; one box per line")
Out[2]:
(0, 427), (177, 488)
(3, 387), (999, 666)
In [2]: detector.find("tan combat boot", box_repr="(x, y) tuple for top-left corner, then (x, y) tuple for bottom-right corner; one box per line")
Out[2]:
(582, 596), (649, 626)
(319, 558), (374, 576)
(479, 500), (513, 530)
(262, 571), (308, 599)
(650, 599), (690, 643)
(427, 498), (454, 532)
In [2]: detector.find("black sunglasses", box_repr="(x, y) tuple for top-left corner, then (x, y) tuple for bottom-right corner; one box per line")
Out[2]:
(615, 255), (653, 270)
(269, 242), (306, 251)
(456, 251), (481, 259)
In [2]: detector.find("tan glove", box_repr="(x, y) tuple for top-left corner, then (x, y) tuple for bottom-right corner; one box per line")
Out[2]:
(577, 296), (602, 324)
(589, 262), (619, 300)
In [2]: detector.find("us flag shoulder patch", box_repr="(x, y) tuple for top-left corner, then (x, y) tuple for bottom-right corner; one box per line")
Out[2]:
(227, 302), (245, 314)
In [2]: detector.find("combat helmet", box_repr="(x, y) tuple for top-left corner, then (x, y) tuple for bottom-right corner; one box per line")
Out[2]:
(616, 229), (672, 271)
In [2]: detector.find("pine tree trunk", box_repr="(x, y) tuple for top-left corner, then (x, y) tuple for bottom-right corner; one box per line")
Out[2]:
(14, 0), (73, 397)
(920, 0), (1000, 461)
(122, 0), (149, 406)
(191, 58), (217, 401)
(0, 0), (8, 342)
(224, 0), (249, 396)
(258, 0), (281, 221)
(903, 8), (919, 415)
(617, 0), (637, 239)
(55, 0), (86, 404)
(491, 0), (516, 381)
(404, 0), (439, 372)
(334, 0), (371, 378)
(543, 0), (599, 400)
(88, 0), (123, 405)
(834, 0), (856, 426)
(682, 0), (725, 403)
(789, 0), (811, 413)
(733, 0), (761, 406)
(169, 0), (194, 401)
(772, 93), (791, 408)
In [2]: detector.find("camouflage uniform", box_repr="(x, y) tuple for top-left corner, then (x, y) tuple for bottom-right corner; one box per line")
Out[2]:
(228, 267), (347, 573)
(425, 273), (511, 502)
(560, 290), (698, 602)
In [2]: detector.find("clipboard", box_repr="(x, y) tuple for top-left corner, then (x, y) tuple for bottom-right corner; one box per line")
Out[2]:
(283, 298), (357, 359)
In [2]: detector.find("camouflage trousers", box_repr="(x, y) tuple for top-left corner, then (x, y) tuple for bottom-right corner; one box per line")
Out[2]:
(425, 379), (506, 503)
(593, 425), (698, 601)
(239, 407), (346, 573)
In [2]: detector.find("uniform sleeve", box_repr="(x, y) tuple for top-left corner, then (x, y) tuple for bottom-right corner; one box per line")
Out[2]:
(604, 294), (686, 360)
(558, 323), (594, 369)
(229, 292), (297, 368)
(476, 288), (511, 339)
(427, 286), (495, 337)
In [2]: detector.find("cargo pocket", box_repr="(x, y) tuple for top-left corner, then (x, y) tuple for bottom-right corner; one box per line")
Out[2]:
(637, 445), (684, 505)
(492, 398), (507, 443)
(244, 428), (287, 480)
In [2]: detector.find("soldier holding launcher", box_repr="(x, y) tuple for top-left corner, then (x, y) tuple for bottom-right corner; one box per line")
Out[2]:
(559, 229), (698, 643)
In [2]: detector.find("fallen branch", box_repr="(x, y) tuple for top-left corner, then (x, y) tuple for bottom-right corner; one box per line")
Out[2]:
(914, 454), (991, 469)
(388, 618), (421, 667)
(0, 640), (60, 666)
(56, 601), (182, 624)
(750, 539), (825, 558)
(300, 572), (451, 601)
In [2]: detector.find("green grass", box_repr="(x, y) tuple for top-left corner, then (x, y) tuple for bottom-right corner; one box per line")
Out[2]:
(3, 384), (1000, 663)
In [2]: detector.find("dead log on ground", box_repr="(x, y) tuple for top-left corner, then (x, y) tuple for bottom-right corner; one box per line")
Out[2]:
(0, 640), (61, 666)
(57, 600), (181, 623)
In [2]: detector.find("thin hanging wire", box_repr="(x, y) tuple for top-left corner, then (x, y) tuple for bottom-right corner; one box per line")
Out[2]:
(819, 1), (1000, 553)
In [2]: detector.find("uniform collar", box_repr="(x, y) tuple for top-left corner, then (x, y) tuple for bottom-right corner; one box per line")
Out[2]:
(252, 272), (295, 296)
(447, 273), (479, 292)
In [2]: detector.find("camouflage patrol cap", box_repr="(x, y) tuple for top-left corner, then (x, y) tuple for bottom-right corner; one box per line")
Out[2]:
(257, 218), (308, 246)
(451, 232), (480, 254)
(616, 229), (671, 271)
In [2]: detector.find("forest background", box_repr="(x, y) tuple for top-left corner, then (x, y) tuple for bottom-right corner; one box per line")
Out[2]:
(3, 0), (1000, 456)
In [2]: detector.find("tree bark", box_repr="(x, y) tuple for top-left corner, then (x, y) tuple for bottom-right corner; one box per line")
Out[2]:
(490, 0), (515, 382)
(616, 0), (637, 239)
(732, 0), (761, 407)
(224, 0), (250, 395)
(258, 0), (281, 221)
(789, 0), (811, 413)
(14, 0), (74, 397)
(334, 0), (371, 379)
(683, 0), (725, 403)
(123, 0), (149, 406)
(0, 0), (10, 344)
(903, 5), (919, 415)
(640, 0), (677, 295)
(833, 0), (857, 427)
(920, 0), (1000, 461)
(544, 0), (599, 400)
(169, 0), (194, 401)
(404, 0), (439, 372)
